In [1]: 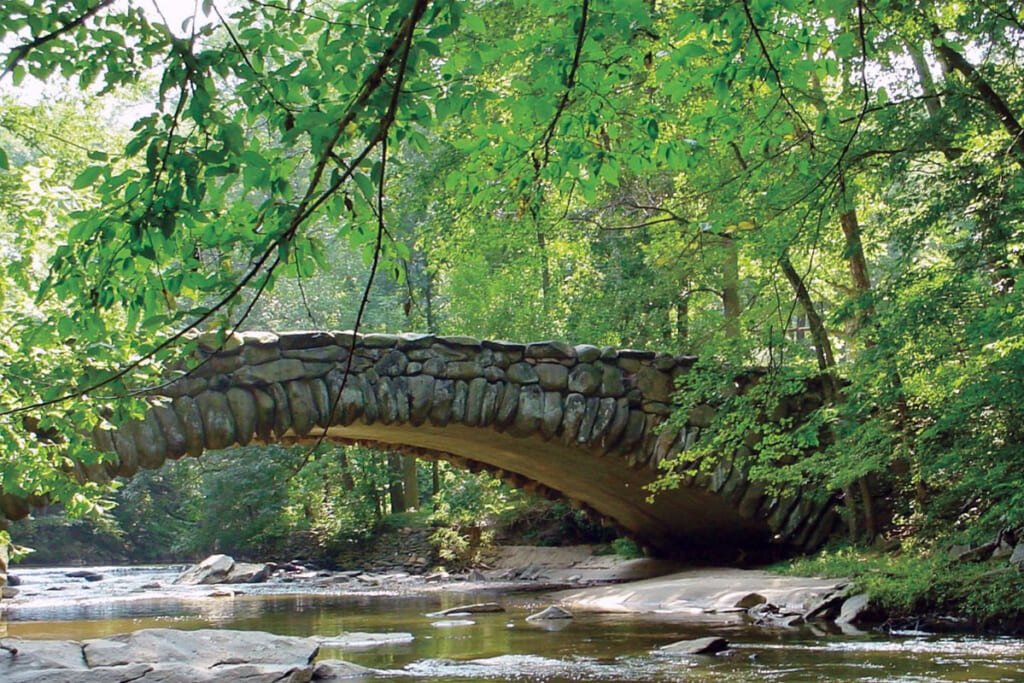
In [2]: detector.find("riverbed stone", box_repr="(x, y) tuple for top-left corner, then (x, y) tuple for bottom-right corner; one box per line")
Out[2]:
(82, 628), (319, 670)
(174, 554), (235, 585)
(430, 602), (505, 616)
(526, 605), (573, 621)
(0, 637), (88, 671)
(657, 636), (729, 656)
(836, 593), (872, 625)
(225, 562), (273, 584)
(313, 659), (376, 680)
(315, 632), (414, 648)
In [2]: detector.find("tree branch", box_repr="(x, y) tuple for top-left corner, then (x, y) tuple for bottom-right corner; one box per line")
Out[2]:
(1, 0), (115, 81)
(932, 30), (1024, 168)
(535, 0), (590, 173)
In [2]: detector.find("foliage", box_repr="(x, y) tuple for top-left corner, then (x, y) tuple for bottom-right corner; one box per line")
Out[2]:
(426, 469), (522, 567)
(779, 544), (1024, 624)
(0, 0), (1022, 568)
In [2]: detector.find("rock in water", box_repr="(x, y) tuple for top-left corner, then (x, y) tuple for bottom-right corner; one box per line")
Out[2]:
(836, 593), (872, 625)
(82, 628), (320, 668)
(428, 602), (505, 617)
(316, 632), (414, 649)
(224, 562), (272, 584)
(1, 629), (323, 682)
(314, 659), (377, 679)
(431, 619), (476, 628)
(526, 605), (574, 621)
(174, 554), (235, 585)
(657, 636), (730, 656)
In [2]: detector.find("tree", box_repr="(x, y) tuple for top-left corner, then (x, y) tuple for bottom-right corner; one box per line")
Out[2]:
(1, 0), (1022, 549)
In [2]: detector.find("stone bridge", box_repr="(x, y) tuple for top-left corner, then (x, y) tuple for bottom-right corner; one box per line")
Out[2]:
(16, 332), (841, 560)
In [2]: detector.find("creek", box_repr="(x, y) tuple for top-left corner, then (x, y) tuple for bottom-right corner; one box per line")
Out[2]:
(3, 565), (1024, 682)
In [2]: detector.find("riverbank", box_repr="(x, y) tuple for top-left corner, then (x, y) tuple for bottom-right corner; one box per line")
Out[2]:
(776, 544), (1024, 635)
(7, 553), (1024, 682)
(7, 541), (1024, 637)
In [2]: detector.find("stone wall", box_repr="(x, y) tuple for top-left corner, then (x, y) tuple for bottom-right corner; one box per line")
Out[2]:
(6, 331), (841, 559)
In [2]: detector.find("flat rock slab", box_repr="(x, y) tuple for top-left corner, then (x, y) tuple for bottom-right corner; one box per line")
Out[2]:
(7, 663), (315, 683)
(658, 636), (730, 656)
(84, 629), (319, 668)
(2, 630), (326, 683)
(316, 632), (414, 649)
(0, 637), (89, 671)
(553, 568), (846, 616)
(429, 602), (505, 616)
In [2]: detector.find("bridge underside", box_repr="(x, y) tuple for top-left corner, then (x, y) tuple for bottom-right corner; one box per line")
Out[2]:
(290, 423), (772, 561)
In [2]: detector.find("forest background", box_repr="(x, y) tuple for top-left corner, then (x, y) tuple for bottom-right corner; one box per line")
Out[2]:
(0, 0), (1022, 611)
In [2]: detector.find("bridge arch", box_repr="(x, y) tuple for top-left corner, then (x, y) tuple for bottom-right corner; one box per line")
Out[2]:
(67, 331), (838, 560)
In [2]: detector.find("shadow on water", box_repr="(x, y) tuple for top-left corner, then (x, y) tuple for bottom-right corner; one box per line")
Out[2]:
(4, 566), (1024, 681)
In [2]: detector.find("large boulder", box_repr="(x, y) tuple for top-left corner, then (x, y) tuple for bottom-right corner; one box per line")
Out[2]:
(224, 562), (273, 584)
(174, 555), (235, 585)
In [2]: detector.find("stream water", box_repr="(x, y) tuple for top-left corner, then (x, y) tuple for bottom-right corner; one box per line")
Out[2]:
(3, 565), (1024, 682)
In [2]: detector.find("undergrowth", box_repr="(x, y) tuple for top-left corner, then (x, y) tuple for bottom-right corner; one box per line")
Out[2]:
(776, 544), (1024, 624)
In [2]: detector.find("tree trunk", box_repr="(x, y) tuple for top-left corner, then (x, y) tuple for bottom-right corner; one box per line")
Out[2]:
(722, 233), (741, 339)
(337, 448), (355, 492)
(402, 455), (419, 510)
(387, 452), (405, 514)
(675, 288), (689, 349)
(839, 200), (874, 337)
(779, 254), (836, 373)
(906, 42), (942, 119)
(431, 461), (441, 498)
(837, 187), (881, 540)
(537, 229), (551, 314)
(932, 31), (1024, 169)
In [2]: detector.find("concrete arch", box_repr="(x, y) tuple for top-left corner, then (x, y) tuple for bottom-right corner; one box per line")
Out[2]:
(48, 332), (839, 560)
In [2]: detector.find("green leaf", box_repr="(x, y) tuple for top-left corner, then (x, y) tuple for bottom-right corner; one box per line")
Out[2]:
(73, 165), (105, 189)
